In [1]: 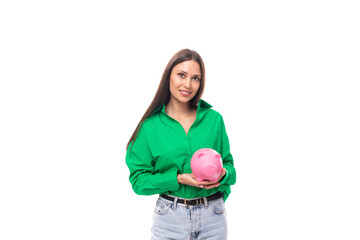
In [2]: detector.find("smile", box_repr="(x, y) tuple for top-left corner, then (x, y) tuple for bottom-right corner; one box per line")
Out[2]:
(179, 90), (191, 96)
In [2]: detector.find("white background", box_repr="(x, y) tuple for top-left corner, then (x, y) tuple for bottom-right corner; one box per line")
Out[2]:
(1, 0), (359, 239)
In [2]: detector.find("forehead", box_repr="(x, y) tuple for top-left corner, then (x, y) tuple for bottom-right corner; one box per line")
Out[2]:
(173, 60), (201, 75)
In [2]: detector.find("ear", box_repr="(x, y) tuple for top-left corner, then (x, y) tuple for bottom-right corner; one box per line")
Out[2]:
(198, 153), (205, 159)
(215, 154), (221, 160)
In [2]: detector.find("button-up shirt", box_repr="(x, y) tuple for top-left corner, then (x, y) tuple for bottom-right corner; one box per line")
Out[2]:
(125, 99), (236, 201)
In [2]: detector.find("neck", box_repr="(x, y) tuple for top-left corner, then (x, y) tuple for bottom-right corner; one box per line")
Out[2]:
(165, 99), (194, 118)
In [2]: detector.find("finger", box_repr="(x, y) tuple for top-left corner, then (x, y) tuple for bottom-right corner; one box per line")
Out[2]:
(197, 180), (214, 185)
(187, 177), (200, 187)
(215, 168), (226, 182)
(202, 183), (220, 189)
(219, 168), (226, 177)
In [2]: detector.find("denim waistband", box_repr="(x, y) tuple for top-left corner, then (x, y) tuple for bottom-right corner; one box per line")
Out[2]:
(159, 191), (223, 206)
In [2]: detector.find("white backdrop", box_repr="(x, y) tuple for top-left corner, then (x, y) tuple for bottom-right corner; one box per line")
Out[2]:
(1, 0), (359, 239)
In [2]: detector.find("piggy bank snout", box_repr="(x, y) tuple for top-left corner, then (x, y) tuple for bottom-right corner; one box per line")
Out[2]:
(201, 164), (217, 177)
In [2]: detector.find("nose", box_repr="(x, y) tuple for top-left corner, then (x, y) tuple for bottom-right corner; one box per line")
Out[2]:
(183, 77), (191, 88)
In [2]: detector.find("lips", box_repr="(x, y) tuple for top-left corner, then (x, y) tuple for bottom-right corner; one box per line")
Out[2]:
(179, 90), (191, 96)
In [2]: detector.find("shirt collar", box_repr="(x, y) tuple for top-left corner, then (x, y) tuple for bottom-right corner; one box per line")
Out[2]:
(153, 99), (212, 115)
(197, 99), (213, 110)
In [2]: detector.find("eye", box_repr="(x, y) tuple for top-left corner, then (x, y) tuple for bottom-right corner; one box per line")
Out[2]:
(177, 73), (185, 78)
(193, 77), (201, 81)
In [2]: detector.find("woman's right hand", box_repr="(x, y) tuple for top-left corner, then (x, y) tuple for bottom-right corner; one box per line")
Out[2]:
(177, 173), (220, 190)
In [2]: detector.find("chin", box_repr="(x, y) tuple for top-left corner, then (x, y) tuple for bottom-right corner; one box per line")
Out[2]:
(173, 95), (194, 104)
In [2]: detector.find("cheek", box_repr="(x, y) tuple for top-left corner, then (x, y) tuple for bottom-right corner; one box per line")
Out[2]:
(193, 82), (201, 92)
(169, 76), (176, 89)
(169, 77), (181, 94)
(170, 74), (180, 86)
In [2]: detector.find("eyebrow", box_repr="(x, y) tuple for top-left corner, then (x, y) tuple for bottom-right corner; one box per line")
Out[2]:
(178, 70), (201, 77)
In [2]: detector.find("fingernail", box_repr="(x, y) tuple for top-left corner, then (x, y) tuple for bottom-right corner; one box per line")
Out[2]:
(200, 185), (203, 188)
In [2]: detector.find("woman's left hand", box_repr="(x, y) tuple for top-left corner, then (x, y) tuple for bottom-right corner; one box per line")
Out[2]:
(217, 167), (226, 182)
(195, 168), (226, 190)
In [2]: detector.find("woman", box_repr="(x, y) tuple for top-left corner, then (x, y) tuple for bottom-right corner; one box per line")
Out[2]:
(126, 49), (236, 239)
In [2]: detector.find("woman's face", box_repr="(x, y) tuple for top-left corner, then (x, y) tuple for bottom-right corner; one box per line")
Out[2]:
(169, 60), (201, 105)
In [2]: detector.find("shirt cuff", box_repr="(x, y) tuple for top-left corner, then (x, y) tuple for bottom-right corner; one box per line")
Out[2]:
(219, 169), (230, 185)
(156, 169), (180, 192)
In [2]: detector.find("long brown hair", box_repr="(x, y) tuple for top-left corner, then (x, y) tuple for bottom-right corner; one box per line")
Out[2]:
(126, 49), (206, 150)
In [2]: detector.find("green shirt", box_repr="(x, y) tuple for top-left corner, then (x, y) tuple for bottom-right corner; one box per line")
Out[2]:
(126, 99), (236, 201)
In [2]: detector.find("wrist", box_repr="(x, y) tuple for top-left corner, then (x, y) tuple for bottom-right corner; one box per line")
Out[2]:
(177, 174), (183, 184)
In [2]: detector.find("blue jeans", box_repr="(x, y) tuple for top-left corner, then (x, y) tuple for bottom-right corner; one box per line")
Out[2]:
(151, 195), (227, 240)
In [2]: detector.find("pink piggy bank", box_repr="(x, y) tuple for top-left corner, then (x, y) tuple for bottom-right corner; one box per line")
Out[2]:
(190, 148), (223, 183)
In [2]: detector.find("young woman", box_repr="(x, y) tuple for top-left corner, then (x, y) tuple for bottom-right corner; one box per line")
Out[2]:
(126, 49), (236, 240)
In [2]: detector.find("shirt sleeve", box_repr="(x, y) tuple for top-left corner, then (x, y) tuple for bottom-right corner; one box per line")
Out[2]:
(125, 124), (180, 195)
(219, 116), (236, 186)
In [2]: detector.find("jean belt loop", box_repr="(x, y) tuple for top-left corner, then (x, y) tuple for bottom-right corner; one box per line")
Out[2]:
(172, 197), (178, 210)
(204, 197), (208, 208)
